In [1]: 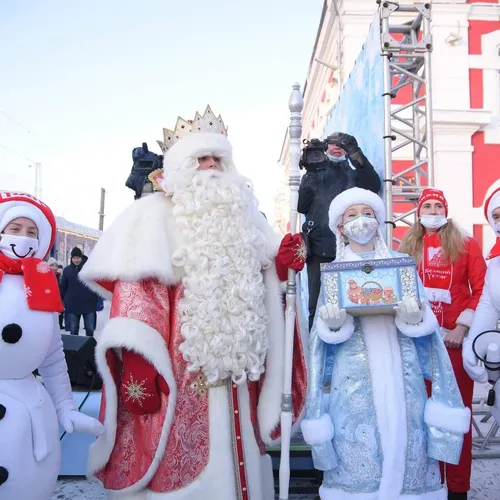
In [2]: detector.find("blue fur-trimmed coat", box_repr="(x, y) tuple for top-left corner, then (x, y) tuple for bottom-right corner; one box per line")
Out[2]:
(301, 249), (470, 500)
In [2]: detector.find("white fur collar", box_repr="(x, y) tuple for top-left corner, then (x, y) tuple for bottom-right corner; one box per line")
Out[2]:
(80, 193), (281, 298)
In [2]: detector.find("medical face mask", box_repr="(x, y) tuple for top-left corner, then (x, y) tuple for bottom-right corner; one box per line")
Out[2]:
(0, 234), (39, 259)
(420, 215), (448, 230)
(327, 154), (346, 163)
(342, 216), (379, 245)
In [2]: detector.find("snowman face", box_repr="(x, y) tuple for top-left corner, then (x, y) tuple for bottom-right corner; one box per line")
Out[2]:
(0, 218), (40, 260)
(0, 275), (54, 379)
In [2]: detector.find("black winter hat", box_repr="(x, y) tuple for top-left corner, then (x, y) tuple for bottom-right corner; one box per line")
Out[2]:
(71, 247), (84, 258)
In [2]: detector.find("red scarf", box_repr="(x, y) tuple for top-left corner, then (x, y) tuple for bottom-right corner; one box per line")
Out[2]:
(487, 237), (500, 261)
(0, 253), (64, 312)
(419, 233), (453, 325)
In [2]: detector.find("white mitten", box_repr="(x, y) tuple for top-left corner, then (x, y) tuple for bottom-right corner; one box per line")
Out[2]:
(394, 297), (425, 325)
(319, 304), (347, 331)
(462, 338), (488, 384)
(39, 325), (103, 437)
(59, 410), (103, 436)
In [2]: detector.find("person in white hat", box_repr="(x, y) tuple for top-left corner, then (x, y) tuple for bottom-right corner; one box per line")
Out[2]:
(0, 191), (103, 500)
(79, 106), (307, 500)
(301, 187), (469, 500)
(463, 186), (500, 425)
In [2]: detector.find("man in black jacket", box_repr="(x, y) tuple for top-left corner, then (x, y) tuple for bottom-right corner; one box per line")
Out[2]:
(298, 132), (381, 329)
(60, 247), (99, 336)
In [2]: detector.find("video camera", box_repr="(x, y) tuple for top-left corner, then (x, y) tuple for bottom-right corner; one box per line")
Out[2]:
(299, 138), (329, 172)
(125, 142), (164, 199)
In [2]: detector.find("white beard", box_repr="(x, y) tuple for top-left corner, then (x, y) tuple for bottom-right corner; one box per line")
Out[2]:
(170, 168), (271, 385)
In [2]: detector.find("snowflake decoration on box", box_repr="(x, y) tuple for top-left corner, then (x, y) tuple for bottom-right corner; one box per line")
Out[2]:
(124, 375), (152, 407)
(24, 285), (32, 297)
(36, 261), (51, 274)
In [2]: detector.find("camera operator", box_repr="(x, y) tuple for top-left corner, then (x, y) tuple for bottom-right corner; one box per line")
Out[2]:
(298, 132), (381, 330)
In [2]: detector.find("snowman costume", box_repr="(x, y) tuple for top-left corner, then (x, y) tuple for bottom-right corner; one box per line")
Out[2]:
(0, 191), (103, 500)
(463, 187), (500, 424)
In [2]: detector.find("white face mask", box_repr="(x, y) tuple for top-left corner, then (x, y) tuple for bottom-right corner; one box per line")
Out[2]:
(0, 234), (39, 259)
(342, 215), (379, 245)
(420, 215), (448, 230)
(494, 222), (500, 237)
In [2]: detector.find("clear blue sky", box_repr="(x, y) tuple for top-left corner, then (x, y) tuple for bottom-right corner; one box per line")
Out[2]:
(0, 0), (323, 228)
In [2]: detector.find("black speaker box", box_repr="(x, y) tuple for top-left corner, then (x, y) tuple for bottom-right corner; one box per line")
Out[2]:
(61, 334), (102, 389)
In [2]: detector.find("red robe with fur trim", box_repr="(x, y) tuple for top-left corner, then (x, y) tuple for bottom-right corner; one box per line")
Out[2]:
(81, 193), (307, 499)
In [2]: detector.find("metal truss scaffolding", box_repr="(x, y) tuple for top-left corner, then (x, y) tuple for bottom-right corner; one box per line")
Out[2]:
(380, 1), (434, 245)
(380, 2), (499, 459)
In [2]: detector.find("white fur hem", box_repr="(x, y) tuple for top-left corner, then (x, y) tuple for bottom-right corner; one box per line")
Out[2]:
(456, 308), (474, 328)
(316, 315), (355, 345)
(424, 400), (471, 434)
(301, 414), (334, 446)
(319, 485), (447, 499)
(395, 306), (438, 338)
(87, 317), (177, 494)
(424, 287), (452, 305)
(258, 265), (286, 444)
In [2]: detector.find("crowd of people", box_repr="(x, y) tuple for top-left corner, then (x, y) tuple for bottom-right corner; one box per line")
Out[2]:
(0, 106), (499, 500)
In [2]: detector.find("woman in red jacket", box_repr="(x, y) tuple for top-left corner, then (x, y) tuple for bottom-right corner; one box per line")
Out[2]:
(400, 188), (486, 500)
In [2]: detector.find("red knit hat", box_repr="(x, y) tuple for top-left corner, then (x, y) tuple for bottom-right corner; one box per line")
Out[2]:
(0, 191), (57, 259)
(417, 188), (448, 217)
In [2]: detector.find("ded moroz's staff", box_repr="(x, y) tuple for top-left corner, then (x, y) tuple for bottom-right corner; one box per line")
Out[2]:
(279, 82), (304, 500)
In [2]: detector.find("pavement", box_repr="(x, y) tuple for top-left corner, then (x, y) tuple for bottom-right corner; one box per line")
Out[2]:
(53, 304), (500, 499)
(53, 460), (500, 500)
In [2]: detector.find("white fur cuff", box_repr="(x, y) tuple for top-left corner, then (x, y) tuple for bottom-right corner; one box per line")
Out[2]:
(316, 314), (355, 345)
(456, 308), (474, 328)
(424, 287), (452, 305)
(318, 485), (447, 499)
(301, 414), (334, 446)
(424, 399), (471, 434)
(395, 306), (438, 338)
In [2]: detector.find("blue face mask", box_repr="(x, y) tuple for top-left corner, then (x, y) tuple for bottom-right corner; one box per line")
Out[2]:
(327, 154), (346, 163)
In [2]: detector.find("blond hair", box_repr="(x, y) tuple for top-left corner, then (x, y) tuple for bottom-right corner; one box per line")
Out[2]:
(399, 219), (466, 264)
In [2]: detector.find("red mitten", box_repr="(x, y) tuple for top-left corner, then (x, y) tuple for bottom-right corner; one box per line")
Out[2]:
(121, 350), (163, 415)
(276, 233), (307, 280)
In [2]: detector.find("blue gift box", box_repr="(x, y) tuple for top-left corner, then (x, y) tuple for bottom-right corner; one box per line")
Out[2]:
(320, 257), (420, 316)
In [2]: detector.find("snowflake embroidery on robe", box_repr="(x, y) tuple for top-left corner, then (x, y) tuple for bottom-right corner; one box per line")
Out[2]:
(124, 375), (152, 406)
(36, 261), (51, 274)
(294, 240), (307, 262)
(24, 285), (32, 297)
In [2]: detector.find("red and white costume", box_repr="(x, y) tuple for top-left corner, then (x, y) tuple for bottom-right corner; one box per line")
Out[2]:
(416, 189), (486, 494)
(0, 192), (102, 500)
(81, 106), (307, 499)
(464, 187), (500, 424)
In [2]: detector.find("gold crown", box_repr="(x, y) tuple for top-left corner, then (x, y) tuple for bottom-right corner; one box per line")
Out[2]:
(157, 105), (228, 153)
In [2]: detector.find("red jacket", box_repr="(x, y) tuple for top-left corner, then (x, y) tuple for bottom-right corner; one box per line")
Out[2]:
(418, 237), (486, 330)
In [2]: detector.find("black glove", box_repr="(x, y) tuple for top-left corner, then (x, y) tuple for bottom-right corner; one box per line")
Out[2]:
(327, 132), (360, 155)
